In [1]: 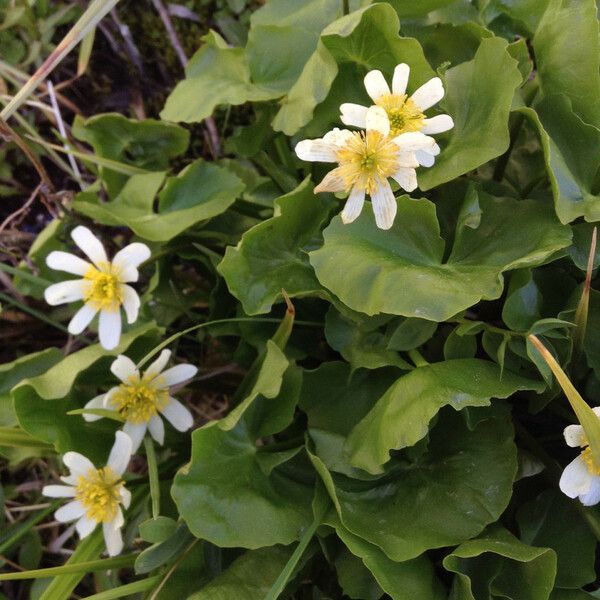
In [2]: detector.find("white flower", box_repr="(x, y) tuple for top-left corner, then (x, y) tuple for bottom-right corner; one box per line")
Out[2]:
(559, 407), (600, 506)
(83, 350), (197, 452)
(340, 64), (453, 168)
(43, 431), (132, 556)
(295, 105), (437, 229)
(44, 226), (151, 350)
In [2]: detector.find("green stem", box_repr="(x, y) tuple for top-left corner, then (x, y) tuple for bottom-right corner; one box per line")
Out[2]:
(342, 0), (350, 15)
(136, 317), (322, 369)
(408, 349), (429, 367)
(144, 437), (160, 519)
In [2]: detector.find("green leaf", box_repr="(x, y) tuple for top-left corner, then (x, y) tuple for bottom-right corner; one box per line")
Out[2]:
(172, 419), (313, 549)
(135, 523), (194, 575)
(382, 0), (460, 18)
(189, 546), (294, 600)
(72, 113), (189, 197)
(310, 193), (570, 322)
(73, 160), (244, 242)
(346, 359), (542, 474)
(161, 13), (321, 124)
(584, 289), (600, 378)
(217, 340), (289, 432)
(329, 511), (445, 600)
(443, 525), (556, 600)
(272, 3), (435, 135)
(418, 37), (522, 190)
(517, 490), (596, 588)
(386, 318), (437, 352)
(520, 97), (600, 224)
(325, 310), (412, 371)
(0, 348), (62, 427)
(533, 0), (600, 128)
(313, 406), (517, 561)
(334, 548), (383, 600)
(218, 178), (331, 315)
(502, 270), (543, 331)
(12, 323), (160, 461)
(139, 516), (178, 544)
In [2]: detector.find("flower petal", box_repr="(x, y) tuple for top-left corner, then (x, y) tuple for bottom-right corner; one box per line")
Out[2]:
(156, 364), (198, 388)
(43, 485), (75, 498)
(421, 114), (454, 134)
(148, 415), (165, 445)
(83, 394), (106, 423)
(145, 349), (172, 380)
(46, 251), (91, 276)
(410, 77), (444, 111)
(71, 226), (108, 267)
(123, 421), (147, 453)
(580, 476), (600, 506)
(68, 304), (98, 335)
(107, 431), (132, 476)
(103, 521), (124, 556)
(314, 168), (347, 193)
(370, 179), (397, 230)
(120, 487), (132, 509)
(55, 500), (86, 523)
(559, 454), (593, 499)
(391, 167), (418, 192)
(121, 285), (140, 325)
(392, 132), (436, 152)
(44, 280), (85, 306)
(322, 128), (354, 148)
(341, 187), (365, 224)
(112, 243), (151, 282)
(396, 151), (419, 168)
(294, 139), (337, 162)
(365, 105), (390, 137)
(415, 149), (435, 168)
(99, 309), (122, 351)
(76, 515), (97, 539)
(392, 63), (410, 96)
(364, 69), (390, 101)
(340, 103), (368, 128)
(111, 355), (139, 383)
(564, 424), (586, 448)
(160, 398), (194, 432)
(63, 451), (94, 477)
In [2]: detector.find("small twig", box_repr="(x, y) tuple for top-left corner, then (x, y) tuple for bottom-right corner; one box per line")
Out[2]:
(46, 80), (84, 188)
(110, 9), (144, 74)
(48, 524), (76, 554)
(151, 0), (188, 69)
(0, 183), (42, 234)
(8, 503), (51, 513)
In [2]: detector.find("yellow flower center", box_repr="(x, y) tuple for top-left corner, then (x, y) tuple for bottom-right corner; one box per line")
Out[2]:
(83, 262), (123, 312)
(375, 93), (425, 137)
(336, 130), (400, 195)
(75, 467), (122, 523)
(109, 377), (169, 424)
(581, 447), (600, 476)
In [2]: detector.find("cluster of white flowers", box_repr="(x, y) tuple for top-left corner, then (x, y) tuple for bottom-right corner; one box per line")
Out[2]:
(295, 64), (454, 229)
(43, 227), (199, 554)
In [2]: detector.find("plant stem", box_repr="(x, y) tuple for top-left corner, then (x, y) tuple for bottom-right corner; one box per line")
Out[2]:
(342, 0), (350, 15)
(408, 349), (429, 367)
(144, 437), (160, 519)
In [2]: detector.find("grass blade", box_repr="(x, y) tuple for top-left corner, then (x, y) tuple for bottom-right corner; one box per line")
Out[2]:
(0, 0), (122, 121)
(573, 226), (597, 359)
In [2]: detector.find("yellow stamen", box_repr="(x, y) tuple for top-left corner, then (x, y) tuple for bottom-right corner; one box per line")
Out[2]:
(109, 377), (169, 424)
(375, 93), (425, 137)
(75, 467), (122, 523)
(335, 130), (400, 195)
(581, 447), (600, 475)
(83, 262), (123, 311)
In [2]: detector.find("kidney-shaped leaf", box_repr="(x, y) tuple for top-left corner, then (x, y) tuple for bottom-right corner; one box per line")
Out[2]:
(346, 359), (542, 474)
(443, 525), (557, 600)
(74, 160), (244, 242)
(172, 419), (313, 549)
(419, 37), (522, 190)
(310, 194), (570, 322)
(313, 407), (517, 561)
